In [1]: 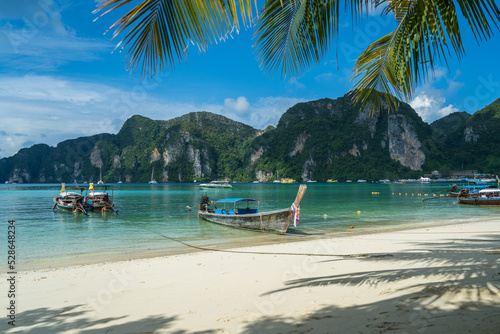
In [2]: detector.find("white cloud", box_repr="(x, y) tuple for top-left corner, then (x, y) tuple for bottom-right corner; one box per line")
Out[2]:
(0, 75), (110, 103)
(408, 67), (464, 122)
(410, 93), (459, 122)
(223, 96), (250, 114)
(0, 1), (110, 71)
(288, 78), (305, 89)
(0, 75), (168, 157)
(0, 75), (305, 158)
(315, 72), (334, 82)
(219, 96), (306, 130)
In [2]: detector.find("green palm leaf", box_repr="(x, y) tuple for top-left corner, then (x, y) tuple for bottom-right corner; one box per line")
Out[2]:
(94, 0), (257, 78)
(253, 0), (373, 78)
(351, 0), (500, 113)
(95, 0), (500, 113)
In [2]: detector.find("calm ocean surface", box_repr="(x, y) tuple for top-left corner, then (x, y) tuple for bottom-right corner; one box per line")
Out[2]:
(1, 182), (499, 269)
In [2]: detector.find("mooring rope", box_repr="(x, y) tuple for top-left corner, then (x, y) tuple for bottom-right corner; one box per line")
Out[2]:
(132, 223), (393, 259)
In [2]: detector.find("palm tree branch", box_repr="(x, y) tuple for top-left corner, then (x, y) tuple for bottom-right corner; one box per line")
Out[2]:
(94, 0), (257, 77)
(351, 0), (499, 112)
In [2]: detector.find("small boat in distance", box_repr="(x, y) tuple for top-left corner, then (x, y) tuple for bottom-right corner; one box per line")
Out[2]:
(97, 167), (104, 184)
(149, 167), (158, 184)
(52, 183), (88, 214)
(198, 185), (307, 234)
(199, 181), (232, 189)
(458, 188), (500, 206)
(419, 177), (432, 183)
(281, 178), (295, 183)
(327, 179), (338, 183)
(273, 170), (281, 183)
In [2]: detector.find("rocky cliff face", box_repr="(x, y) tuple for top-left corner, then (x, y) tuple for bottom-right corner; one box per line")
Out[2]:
(2, 94), (499, 183)
(250, 93), (436, 181)
(387, 114), (425, 171)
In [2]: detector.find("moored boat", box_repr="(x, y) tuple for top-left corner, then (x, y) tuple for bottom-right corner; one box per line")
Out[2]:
(447, 178), (497, 197)
(199, 181), (232, 189)
(419, 177), (432, 183)
(198, 185), (307, 234)
(85, 183), (116, 212)
(52, 183), (88, 214)
(281, 178), (295, 183)
(148, 167), (158, 184)
(458, 188), (500, 206)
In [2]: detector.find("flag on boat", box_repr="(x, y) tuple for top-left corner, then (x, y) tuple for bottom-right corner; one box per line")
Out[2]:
(291, 203), (300, 227)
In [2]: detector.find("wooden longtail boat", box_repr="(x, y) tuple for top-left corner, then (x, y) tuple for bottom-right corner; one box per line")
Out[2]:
(446, 178), (497, 197)
(85, 183), (116, 212)
(198, 185), (307, 234)
(458, 188), (500, 206)
(52, 183), (88, 214)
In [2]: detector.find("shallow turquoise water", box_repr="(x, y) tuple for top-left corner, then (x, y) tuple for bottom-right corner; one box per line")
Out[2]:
(1, 182), (498, 269)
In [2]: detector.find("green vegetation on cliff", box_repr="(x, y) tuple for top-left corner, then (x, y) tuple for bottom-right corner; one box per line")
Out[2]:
(1, 95), (500, 183)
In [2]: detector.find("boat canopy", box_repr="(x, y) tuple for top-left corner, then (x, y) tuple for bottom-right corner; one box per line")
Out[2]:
(459, 178), (486, 184)
(215, 198), (259, 203)
(478, 189), (500, 194)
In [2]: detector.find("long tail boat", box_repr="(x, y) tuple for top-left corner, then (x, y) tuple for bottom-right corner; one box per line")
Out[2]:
(458, 188), (500, 206)
(197, 185), (307, 234)
(85, 183), (116, 212)
(52, 183), (88, 214)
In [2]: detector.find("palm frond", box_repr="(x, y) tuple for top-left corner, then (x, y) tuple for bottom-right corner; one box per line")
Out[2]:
(351, 0), (500, 113)
(253, 0), (375, 79)
(94, 0), (257, 78)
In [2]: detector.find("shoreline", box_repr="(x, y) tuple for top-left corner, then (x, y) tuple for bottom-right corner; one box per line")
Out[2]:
(5, 218), (500, 333)
(19, 216), (494, 271)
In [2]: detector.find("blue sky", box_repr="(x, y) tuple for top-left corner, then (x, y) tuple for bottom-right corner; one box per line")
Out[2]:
(1, 0), (499, 158)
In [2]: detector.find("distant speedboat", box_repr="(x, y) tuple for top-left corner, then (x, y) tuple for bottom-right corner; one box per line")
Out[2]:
(379, 179), (391, 184)
(281, 178), (295, 183)
(199, 181), (232, 189)
(357, 180), (367, 183)
(419, 177), (432, 183)
(327, 179), (338, 183)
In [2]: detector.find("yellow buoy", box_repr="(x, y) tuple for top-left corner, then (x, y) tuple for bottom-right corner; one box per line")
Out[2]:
(357, 210), (361, 214)
(350, 225), (354, 229)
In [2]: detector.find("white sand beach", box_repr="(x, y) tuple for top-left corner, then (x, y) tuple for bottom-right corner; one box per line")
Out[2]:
(2, 220), (500, 333)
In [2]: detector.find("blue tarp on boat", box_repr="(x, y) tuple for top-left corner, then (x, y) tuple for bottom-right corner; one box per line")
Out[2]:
(215, 198), (259, 203)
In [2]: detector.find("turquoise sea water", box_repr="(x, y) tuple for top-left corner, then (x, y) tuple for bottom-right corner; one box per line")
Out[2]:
(1, 182), (499, 269)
